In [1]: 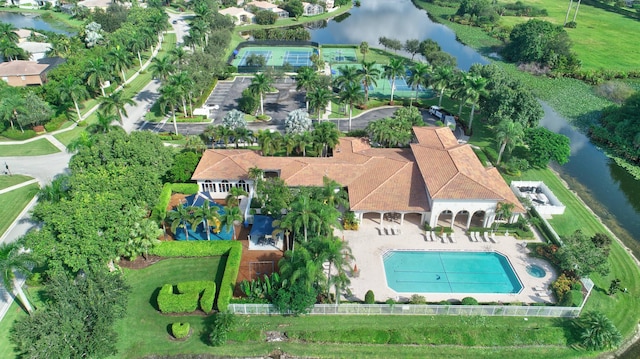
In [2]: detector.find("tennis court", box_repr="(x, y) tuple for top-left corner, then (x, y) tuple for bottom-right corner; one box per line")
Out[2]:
(231, 46), (315, 69)
(390, 77), (427, 92)
(322, 47), (358, 63)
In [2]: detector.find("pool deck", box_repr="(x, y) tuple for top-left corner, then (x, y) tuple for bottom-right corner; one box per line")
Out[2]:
(339, 215), (558, 304)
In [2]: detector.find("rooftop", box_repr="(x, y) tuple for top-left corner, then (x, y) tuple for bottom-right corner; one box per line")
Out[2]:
(0, 61), (49, 77)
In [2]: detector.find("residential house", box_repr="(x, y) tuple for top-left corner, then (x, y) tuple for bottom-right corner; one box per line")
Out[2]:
(17, 42), (52, 61)
(13, 29), (44, 43)
(191, 126), (525, 230)
(219, 7), (256, 25)
(302, 2), (323, 16)
(0, 60), (50, 86)
(246, 1), (289, 18)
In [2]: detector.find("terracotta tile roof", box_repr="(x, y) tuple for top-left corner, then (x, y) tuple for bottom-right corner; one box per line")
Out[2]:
(0, 61), (48, 77)
(192, 128), (524, 213)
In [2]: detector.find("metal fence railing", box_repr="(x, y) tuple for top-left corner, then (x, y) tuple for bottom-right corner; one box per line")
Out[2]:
(228, 303), (582, 317)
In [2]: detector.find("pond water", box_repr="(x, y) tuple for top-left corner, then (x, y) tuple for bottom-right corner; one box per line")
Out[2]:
(307, 0), (489, 71)
(0, 11), (76, 35)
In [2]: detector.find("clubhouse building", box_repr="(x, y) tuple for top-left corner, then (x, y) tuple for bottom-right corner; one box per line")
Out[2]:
(191, 126), (525, 231)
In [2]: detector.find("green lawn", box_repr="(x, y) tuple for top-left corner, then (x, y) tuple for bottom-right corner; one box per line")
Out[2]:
(238, 4), (352, 32)
(0, 175), (33, 191)
(0, 139), (60, 157)
(0, 183), (39, 238)
(113, 257), (226, 358)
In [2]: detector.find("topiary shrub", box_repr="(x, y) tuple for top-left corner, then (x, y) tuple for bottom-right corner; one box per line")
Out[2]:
(2, 128), (37, 140)
(560, 290), (583, 307)
(171, 322), (190, 339)
(461, 297), (479, 305)
(364, 290), (375, 304)
(438, 300), (451, 305)
(157, 281), (216, 314)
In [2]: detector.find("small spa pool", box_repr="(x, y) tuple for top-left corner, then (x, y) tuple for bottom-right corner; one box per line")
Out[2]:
(526, 264), (546, 278)
(383, 250), (523, 294)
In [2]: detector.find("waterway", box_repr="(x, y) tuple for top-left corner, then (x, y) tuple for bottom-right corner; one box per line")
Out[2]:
(0, 11), (76, 35)
(307, 0), (489, 71)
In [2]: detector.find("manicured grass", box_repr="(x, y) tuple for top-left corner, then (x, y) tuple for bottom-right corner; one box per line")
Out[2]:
(0, 183), (39, 238)
(114, 257), (226, 358)
(238, 4), (352, 32)
(0, 175), (32, 191)
(0, 301), (23, 359)
(53, 126), (84, 147)
(0, 139), (60, 157)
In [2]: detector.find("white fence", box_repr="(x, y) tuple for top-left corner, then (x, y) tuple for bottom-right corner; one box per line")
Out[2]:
(228, 303), (582, 317)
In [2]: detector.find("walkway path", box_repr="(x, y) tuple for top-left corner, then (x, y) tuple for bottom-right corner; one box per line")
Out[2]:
(0, 179), (38, 195)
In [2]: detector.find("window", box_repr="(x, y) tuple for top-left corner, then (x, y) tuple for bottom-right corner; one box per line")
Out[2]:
(203, 180), (216, 192)
(220, 180), (232, 192)
(236, 180), (250, 192)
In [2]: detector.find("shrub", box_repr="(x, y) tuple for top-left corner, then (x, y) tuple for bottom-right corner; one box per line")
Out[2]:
(171, 322), (190, 339)
(594, 81), (634, 104)
(552, 273), (575, 299)
(170, 183), (199, 195)
(385, 298), (396, 305)
(364, 290), (375, 304)
(560, 290), (583, 307)
(238, 89), (259, 115)
(44, 114), (67, 132)
(438, 300), (451, 305)
(208, 312), (235, 346)
(2, 128), (37, 140)
(150, 241), (242, 311)
(150, 183), (172, 223)
(571, 282), (583, 292)
(345, 129), (367, 137)
(564, 21), (577, 28)
(461, 297), (478, 305)
(157, 281), (216, 314)
(409, 294), (427, 304)
(165, 152), (201, 183)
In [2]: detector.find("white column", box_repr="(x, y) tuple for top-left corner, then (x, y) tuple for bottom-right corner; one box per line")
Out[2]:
(379, 212), (384, 225)
(400, 213), (405, 226)
(466, 212), (473, 229)
(450, 212), (456, 229)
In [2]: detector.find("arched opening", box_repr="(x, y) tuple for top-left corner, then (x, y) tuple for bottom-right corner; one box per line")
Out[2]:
(453, 210), (469, 229)
(220, 180), (232, 192)
(437, 210), (453, 228)
(236, 180), (250, 192)
(470, 210), (486, 228)
(203, 180), (215, 192)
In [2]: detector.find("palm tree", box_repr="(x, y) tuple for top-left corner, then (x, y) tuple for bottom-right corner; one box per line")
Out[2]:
(233, 127), (254, 148)
(313, 121), (341, 157)
(308, 87), (332, 121)
(0, 243), (36, 314)
(98, 92), (135, 125)
(280, 196), (321, 249)
(495, 119), (524, 165)
(220, 206), (243, 240)
(0, 23), (19, 44)
(295, 66), (318, 111)
(462, 74), (488, 132)
(168, 72), (194, 117)
(494, 202), (515, 230)
(108, 46), (133, 83)
(333, 65), (361, 91)
(321, 176), (349, 209)
(0, 95), (25, 130)
(295, 131), (313, 157)
(38, 175), (69, 202)
(159, 84), (180, 134)
(278, 246), (324, 290)
(150, 56), (175, 82)
(283, 133), (297, 156)
(85, 58), (111, 97)
(57, 75), (89, 122)
(89, 110), (119, 133)
(383, 58), (405, 105)
(168, 204), (193, 240)
(359, 41), (369, 61)
(337, 82), (364, 131)
(408, 62), (432, 105)
(430, 66), (455, 107)
(320, 236), (354, 302)
(128, 36), (147, 69)
(248, 166), (264, 182)
(0, 39), (24, 61)
(574, 311), (622, 350)
(357, 60), (381, 104)
(248, 73), (274, 116)
(170, 46), (187, 69)
(67, 131), (95, 152)
(226, 186), (248, 207)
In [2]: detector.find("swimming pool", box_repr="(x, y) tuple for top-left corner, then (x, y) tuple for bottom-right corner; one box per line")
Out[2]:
(383, 251), (523, 294)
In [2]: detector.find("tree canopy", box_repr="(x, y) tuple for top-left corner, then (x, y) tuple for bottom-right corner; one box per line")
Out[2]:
(523, 127), (571, 168)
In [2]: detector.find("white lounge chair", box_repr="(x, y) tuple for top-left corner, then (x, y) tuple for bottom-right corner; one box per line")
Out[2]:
(483, 232), (491, 243)
(489, 232), (497, 244)
(468, 233), (475, 242)
(431, 231), (438, 242)
(449, 233), (456, 243)
(473, 232), (480, 242)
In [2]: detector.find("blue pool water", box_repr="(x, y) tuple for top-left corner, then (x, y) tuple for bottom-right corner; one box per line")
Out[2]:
(383, 251), (523, 294)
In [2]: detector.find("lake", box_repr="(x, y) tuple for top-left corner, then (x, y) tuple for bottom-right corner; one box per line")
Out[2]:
(307, 0), (489, 71)
(0, 11), (75, 35)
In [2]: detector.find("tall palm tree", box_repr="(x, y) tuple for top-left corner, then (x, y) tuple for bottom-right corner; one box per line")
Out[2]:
(430, 66), (455, 107)
(357, 60), (381, 104)
(321, 176), (349, 210)
(0, 95), (25, 130)
(383, 58), (405, 105)
(150, 56), (175, 83)
(295, 131), (314, 157)
(295, 66), (318, 111)
(220, 206), (243, 240)
(98, 92), (135, 125)
(108, 46), (133, 83)
(283, 133), (297, 156)
(308, 87), (332, 121)
(359, 41), (369, 61)
(278, 246), (324, 290)
(320, 236), (353, 302)
(248, 73), (274, 116)
(169, 71), (194, 117)
(408, 62), (432, 105)
(333, 65), (361, 91)
(0, 39), (23, 61)
(67, 131), (95, 152)
(462, 74), (488, 132)
(85, 58), (111, 97)
(170, 46), (187, 69)
(312, 121), (340, 157)
(226, 186), (248, 207)
(338, 82), (364, 131)
(159, 84), (180, 134)
(128, 36), (147, 69)
(0, 243), (36, 314)
(495, 119), (524, 164)
(280, 196), (321, 249)
(38, 175), (69, 203)
(57, 75), (89, 122)
(574, 311), (622, 350)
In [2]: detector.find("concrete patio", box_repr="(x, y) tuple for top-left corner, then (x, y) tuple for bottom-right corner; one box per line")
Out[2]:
(339, 215), (558, 304)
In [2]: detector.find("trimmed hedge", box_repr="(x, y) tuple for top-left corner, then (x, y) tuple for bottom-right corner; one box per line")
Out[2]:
(170, 183), (199, 195)
(171, 322), (190, 339)
(461, 297), (479, 305)
(364, 290), (375, 304)
(157, 280), (216, 313)
(560, 290), (583, 307)
(150, 241), (242, 311)
(150, 183), (172, 222)
(2, 128), (37, 140)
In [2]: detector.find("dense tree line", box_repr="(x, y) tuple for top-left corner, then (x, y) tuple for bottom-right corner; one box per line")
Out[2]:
(591, 92), (640, 164)
(251, 26), (311, 41)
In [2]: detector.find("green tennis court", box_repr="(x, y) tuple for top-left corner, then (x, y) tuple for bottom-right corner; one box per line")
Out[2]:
(231, 46), (314, 68)
(321, 47), (358, 63)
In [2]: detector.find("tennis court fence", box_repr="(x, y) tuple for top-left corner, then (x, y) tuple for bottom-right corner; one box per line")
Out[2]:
(227, 303), (582, 317)
(229, 40), (319, 64)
